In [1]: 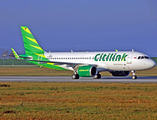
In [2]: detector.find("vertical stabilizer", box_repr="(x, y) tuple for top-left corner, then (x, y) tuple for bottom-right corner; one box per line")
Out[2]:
(21, 26), (44, 55)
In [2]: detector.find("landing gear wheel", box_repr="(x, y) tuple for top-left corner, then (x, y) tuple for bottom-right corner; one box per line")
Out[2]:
(94, 74), (101, 79)
(132, 75), (137, 80)
(131, 70), (137, 80)
(71, 74), (79, 79)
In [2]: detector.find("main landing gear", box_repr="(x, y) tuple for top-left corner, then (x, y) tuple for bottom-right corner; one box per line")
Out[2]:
(71, 73), (102, 79)
(71, 74), (79, 79)
(131, 70), (137, 79)
(94, 73), (101, 79)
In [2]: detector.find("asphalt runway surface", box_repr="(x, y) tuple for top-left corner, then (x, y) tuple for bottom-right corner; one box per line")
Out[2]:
(0, 76), (157, 83)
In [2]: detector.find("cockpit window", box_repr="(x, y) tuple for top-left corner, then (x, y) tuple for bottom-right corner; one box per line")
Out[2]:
(138, 56), (149, 59)
(145, 56), (149, 59)
(141, 56), (144, 59)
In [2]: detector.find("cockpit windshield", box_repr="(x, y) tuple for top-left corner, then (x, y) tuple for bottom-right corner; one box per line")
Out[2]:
(138, 56), (149, 59)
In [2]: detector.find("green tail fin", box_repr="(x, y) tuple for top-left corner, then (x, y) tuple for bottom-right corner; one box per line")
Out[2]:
(11, 48), (20, 60)
(21, 26), (44, 55)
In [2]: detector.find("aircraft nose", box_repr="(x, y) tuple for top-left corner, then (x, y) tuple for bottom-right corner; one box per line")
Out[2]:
(148, 59), (156, 68)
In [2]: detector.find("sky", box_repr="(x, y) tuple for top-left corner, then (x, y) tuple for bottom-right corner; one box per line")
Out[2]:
(0, 0), (157, 56)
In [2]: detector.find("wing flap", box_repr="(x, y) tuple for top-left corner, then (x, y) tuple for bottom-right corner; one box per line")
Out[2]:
(29, 59), (97, 66)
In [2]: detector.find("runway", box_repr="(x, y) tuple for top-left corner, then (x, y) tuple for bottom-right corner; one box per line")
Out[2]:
(0, 76), (157, 83)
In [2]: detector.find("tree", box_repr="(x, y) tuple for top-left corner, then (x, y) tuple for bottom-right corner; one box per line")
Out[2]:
(1, 50), (9, 59)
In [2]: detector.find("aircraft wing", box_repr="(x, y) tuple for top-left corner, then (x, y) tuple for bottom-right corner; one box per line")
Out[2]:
(30, 60), (97, 66)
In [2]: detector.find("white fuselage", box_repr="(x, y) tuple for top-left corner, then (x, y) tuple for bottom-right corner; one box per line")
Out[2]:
(44, 51), (156, 72)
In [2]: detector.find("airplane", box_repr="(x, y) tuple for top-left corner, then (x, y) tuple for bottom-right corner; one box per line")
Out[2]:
(11, 26), (156, 79)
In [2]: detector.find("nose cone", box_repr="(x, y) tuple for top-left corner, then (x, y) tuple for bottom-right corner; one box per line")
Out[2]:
(148, 59), (156, 68)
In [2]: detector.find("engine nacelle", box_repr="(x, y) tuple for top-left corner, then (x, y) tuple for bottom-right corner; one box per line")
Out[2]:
(110, 71), (130, 76)
(78, 65), (96, 77)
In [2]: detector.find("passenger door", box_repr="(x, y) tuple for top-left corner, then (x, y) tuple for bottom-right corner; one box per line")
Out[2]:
(127, 53), (132, 64)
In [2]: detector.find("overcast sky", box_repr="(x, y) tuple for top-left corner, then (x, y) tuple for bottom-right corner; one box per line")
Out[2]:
(0, 0), (157, 56)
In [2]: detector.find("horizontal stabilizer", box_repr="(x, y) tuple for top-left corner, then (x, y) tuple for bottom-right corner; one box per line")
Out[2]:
(19, 54), (33, 60)
(11, 48), (20, 60)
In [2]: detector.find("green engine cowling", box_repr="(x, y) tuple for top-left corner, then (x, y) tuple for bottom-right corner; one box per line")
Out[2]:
(77, 65), (97, 77)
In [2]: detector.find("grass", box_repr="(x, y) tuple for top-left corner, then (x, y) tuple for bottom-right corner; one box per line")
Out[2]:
(0, 66), (73, 76)
(0, 66), (157, 76)
(0, 82), (157, 119)
(0, 66), (157, 119)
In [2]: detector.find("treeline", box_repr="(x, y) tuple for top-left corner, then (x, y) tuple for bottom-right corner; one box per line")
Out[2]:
(0, 59), (33, 65)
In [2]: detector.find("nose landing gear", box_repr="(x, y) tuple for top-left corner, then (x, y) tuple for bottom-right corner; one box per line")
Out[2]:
(131, 70), (137, 79)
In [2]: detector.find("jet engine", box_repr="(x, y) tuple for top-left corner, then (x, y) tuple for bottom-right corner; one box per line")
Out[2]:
(77, 65), (96, 77)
